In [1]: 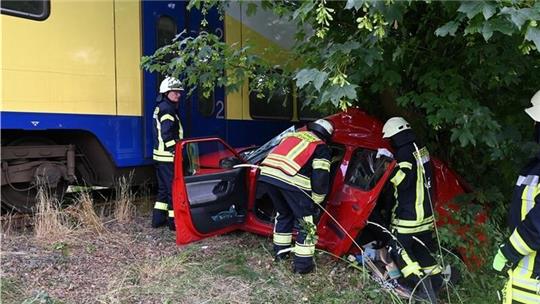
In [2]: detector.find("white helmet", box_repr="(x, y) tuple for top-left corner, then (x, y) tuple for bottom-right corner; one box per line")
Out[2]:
(159, 76), (184, 93)
(382, 117), (411, 138)
(525, 90), (540, 122)
(307, 119), (334, 140)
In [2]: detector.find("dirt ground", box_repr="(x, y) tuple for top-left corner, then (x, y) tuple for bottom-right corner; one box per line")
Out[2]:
(2, 217), (176, 303)
(0, 187), (498, 304)
(1, 214), (397, 304)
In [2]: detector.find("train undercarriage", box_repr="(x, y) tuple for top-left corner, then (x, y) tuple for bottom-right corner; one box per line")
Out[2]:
(1, 132), (154, 213)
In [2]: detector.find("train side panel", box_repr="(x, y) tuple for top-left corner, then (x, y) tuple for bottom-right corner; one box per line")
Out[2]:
(2, 0), (117, 115)
(115, 0), (142, 116)
(1, 0), (145, 168)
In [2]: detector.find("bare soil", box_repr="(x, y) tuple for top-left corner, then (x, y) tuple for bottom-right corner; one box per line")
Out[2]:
(2, 217), (181, 303)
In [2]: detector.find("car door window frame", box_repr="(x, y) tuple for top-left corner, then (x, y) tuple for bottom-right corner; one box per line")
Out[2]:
(345, 147), (394, 191)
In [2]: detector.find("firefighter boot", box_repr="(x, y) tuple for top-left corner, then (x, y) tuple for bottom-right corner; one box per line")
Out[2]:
(151, 202), (168, 228)
(168, 209), (176, 231)
(293, 263), (314, 275)
(274, 246), (292, 262)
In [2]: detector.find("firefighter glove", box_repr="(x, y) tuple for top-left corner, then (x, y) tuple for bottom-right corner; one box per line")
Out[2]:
(376, 148), (394, 159)
(492, 249), (508, 272)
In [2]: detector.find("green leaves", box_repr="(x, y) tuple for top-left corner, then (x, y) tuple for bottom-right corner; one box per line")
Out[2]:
(292, 1), (316, 22)
(315, 0), (335, 39)
(500, 7), (533, 30)
(344, 0), (366, 11)
(294, 68), (328, 91)
(457, 1), (484, 19)
(435, 21), (459, 37)
(526, 26), (540, 50)
(141, 30), (265, 99)
(482, 3), (496, 20)
(322, 83), (358, 107)
(446, 1), (540, 47)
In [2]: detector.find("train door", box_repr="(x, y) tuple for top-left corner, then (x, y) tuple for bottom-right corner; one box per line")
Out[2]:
(184, 8), (227, 140)
(142, 0), (186, 158)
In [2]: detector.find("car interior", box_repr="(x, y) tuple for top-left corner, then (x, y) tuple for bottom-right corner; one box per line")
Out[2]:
(181, 141), (248, 234)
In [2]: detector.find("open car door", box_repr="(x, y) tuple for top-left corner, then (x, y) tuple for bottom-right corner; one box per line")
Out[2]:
(172, 138), (250, 244)
(317, 148), (396, 256)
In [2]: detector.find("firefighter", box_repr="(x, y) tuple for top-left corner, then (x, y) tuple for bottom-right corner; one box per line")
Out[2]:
(258, 119), (333, 274)
(383, 117), (442, 303)
(492, 90), (540, 304)
(151, 76), (184, 231)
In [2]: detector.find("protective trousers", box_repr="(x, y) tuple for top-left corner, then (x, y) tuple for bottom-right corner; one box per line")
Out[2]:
(152, 162), (175, 230)
(502, 269), (540, 304)
(394, 231), (442, 302)
(263, 182), (317, 273)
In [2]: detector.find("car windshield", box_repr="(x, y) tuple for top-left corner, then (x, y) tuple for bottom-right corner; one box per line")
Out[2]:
(243, 126), (296, 164)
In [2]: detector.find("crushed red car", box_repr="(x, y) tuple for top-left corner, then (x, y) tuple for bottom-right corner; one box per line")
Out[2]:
(171, 108), (486, 266)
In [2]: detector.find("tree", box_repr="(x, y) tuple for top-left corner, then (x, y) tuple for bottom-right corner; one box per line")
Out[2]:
(142, 0), (540, 227)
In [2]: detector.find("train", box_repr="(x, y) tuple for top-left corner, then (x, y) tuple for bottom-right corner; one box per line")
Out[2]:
(1, 0), (327, 212)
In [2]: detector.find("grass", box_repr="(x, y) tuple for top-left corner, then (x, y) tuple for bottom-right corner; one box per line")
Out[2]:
(0, 277), (64, 304)
(1, 181), (504, 304)
(1, 226), (504, 304)
(33, 183), (73, 241)
(113, 174), (136, 224)
(65, 190), (106, 235)
(0, 277), (26, 303)
(0, 210), (17, 236)
(92, 233), (402, 304)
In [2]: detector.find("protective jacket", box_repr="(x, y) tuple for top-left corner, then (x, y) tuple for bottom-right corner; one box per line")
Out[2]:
(152, 96), (183, 162)
(500, 154), (540, 304)
(259, 131), (331, 204)
(259, 130), (332, 274)
(389, 132), (434, 235)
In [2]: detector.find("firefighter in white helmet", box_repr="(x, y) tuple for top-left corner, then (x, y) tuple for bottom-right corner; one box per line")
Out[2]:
(151, 76), (184, 231)
(258, 119), (334, 274)
(492, 90), (540, 304)
(382, 117), (441, 303)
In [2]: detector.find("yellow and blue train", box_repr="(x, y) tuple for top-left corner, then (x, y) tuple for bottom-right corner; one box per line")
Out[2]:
(1, 0), (323, 211)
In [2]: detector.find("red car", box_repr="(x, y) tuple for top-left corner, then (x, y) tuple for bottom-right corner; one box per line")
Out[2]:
(171, 108), (485, 265)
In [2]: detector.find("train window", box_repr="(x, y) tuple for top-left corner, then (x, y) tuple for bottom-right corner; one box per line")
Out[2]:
(249, 78), (293, 120)
(1, 0), (50, 21)
(156, 15), (178, 88)
(157, 16), (177, 48)
(198, 90), (215, 117)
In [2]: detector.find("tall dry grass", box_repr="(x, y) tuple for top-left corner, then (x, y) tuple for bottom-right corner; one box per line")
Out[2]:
(18, 172), (142, 243)
(113, 173), (136, 223)
(65, 190), (106, 235)
(1, 210), (16, 237)
(33, 183), (72, 241)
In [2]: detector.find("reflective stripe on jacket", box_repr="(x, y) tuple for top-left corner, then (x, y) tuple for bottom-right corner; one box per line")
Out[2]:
(259, 131), (331, 202)
(502, 157), (540, 281)
(390, 145), (434, 234)
(152, 97), (183, 162)
(261, 131), (323, 176)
